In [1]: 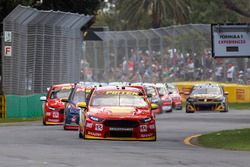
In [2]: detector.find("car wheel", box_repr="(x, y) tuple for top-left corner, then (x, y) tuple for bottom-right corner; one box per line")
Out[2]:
(42, 112), (47, 126)
(186, 106), (193, 113)
(166, 109), (172, 113)
(220, 105), (229, 112)
(79, 132), (83, 139)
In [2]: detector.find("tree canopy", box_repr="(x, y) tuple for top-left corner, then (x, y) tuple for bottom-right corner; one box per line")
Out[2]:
(0, 0), (103, 23)
(94, 0), (250, 30)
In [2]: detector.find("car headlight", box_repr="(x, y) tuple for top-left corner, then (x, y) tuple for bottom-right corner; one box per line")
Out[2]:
(89, 115), (104, 122)
(214, 96), (225, 102)
(140, 117), (152, 123)
(48, 106), (57, 111)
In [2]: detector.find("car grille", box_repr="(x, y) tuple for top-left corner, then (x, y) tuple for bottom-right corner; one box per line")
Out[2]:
(198, 99), (213, 102)
(109, 131), (133, 138)
(104, 120), (139, 128)
(194, 104), (217, 111)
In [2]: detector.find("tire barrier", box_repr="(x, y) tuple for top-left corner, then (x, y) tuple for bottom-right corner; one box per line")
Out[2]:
(174, 81), (250, 103)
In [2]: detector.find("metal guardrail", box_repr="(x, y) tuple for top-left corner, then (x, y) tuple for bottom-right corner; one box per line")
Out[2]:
(0, 96), (6, 119)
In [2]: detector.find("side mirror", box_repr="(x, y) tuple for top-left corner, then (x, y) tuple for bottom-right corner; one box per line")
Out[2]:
(224, 92), (229, 96)
(78, 102), (87, 109)
(61, 98), (69, 103)
(151, 103), (158, 110)
(147, 94), (153, 98)
(40, 96), (47, 101)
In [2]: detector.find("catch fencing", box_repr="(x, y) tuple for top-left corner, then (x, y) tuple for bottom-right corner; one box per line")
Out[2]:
(83, 24), (250, 84)
(2, 5), (93, 95)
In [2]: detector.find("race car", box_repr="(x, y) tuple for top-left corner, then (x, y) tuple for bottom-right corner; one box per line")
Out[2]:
(185, 83), (229, 113)
(143, 83), (163, 114)
(78, 86), (157, 141)
(165, 83), (183, 110)
(155, 84), (172, 112)
(62, 84), (93, 130)
(40, 83), (73, 125)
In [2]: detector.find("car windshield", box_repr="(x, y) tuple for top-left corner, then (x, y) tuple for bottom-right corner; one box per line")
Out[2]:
(72, 90), (86, 103)
(191, 87), (222, 95)
(91, 93), (148, 107)
(156, 87), (168, 95)
(50, 88), (71, 99)
(145, 86), (157, 97)
(167, 85), (178, 93)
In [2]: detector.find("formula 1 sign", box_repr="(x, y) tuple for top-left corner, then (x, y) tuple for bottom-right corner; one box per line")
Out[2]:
(211, 24), (250, 58)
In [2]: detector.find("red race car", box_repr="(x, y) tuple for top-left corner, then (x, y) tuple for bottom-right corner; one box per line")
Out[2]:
(78, 86), (157, 141)
(155, 84), (173, 112)
(165, 83), (183, 110)
(40, 83), (73, 125)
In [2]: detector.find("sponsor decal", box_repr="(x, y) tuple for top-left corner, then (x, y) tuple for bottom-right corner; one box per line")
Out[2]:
(61, 86), (72, 90)
(141, 133), (153, 138)
(236, 89), (245, 101)
(95, 124), (103, 131)
(46, 112), (51, 116)
(86, 123), (93, 128)
(140, 125), (147, 132)
(87, 131), (101, 137)
(102, 91), (139, 96)
(72, 116), (76, 122)
(52, 112), (59, 118)
(48, 119), (59, 122)
(109, 127), (133, 131)
(149, 124), (155, 130)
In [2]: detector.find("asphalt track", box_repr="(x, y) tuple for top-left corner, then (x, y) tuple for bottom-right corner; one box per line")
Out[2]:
(1, 110), (250, 167)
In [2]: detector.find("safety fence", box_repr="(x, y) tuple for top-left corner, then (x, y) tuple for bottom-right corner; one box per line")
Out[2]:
(83, 25), (250, 84)
(2, 5), (94, 96)
(175, 81), (250, 103)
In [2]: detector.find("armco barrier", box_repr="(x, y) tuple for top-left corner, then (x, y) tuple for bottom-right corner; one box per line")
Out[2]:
(0, 96), (6, 119)
(174, 81), (250, 103)
(5, 94), (45, 119)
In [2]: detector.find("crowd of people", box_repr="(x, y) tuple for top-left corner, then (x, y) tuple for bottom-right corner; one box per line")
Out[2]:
(81, 48), (250, 84)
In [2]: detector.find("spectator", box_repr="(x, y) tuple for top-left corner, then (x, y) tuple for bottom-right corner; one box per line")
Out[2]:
(215, 66), (223, 82)
(226, 64), (235, 82)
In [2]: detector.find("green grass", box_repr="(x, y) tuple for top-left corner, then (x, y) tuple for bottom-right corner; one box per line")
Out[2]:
(229, 103), (250, 110)
(198, 128), (250, 151)
(0, 117), (42, 124)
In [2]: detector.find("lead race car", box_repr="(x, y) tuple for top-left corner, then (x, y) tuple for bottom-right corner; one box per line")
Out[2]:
(78, 86), (158, 141)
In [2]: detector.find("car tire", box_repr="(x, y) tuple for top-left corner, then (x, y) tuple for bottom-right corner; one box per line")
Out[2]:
(79, 132), (83, 139)
(42, 113), (47, 126)
(220, 105), (229, 112)
(186, 106), (193, 113)
(166, 109), (172, 113)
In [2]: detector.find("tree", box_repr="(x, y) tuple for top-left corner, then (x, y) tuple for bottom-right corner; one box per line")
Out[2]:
(223, 0), (250, 17)
(36, 0), (102, 15)
(115, 0), (190, 29)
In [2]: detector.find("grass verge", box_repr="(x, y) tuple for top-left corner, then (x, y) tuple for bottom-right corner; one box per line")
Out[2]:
(229, 103), (250, 110)
(198, 128), (250, 151)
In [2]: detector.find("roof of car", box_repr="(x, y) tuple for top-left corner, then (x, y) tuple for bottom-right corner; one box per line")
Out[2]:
(193, 83), (220, 89)
(95, 86), (143, 93)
